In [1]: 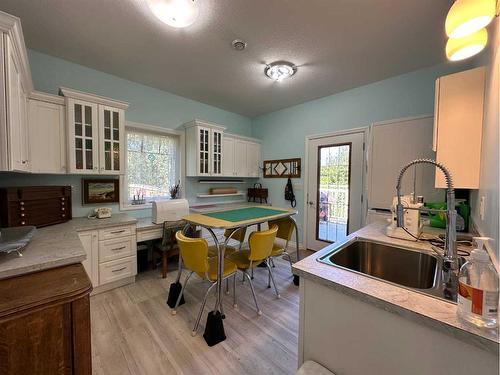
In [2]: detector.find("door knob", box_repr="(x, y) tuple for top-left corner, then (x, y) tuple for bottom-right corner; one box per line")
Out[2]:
(308, 201), (315, 206)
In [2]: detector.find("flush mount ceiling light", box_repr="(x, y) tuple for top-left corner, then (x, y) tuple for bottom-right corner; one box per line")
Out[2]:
(147, 0), (199, 28)
(264, 62), (297, 82)
(445, 0), (497, 39)
(446, 28), (488, 61)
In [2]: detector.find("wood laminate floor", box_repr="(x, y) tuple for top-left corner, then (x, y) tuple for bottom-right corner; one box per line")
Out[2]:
(90, 251), (312, 375)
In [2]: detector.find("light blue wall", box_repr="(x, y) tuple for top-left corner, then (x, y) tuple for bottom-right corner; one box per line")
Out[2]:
(28, 50), (252, 135)
(0, 50), (253, 218)
(252, 62), (470, 240)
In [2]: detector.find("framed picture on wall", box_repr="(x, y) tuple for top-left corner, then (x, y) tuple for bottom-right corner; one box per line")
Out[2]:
(82, 179), (119, 204)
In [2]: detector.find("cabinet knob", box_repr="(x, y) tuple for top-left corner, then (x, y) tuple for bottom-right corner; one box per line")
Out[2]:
(19, 201), (24, 206)
(94, 167), (98, 170)
(20, 213), (25, 217)
(21, 221), (25, 225)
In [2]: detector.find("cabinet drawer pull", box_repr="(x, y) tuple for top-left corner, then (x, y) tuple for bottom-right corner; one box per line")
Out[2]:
(110, 230), (126, 234)
(111, 246), (127, 251)
(112, 267), (127, 273)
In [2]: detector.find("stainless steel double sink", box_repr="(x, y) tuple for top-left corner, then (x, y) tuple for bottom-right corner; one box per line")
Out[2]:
(317, 238), (456, 302)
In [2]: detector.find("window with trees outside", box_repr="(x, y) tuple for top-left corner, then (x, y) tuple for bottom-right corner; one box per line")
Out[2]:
(317, 143), (351, 243)
(123, 128), (179, 207)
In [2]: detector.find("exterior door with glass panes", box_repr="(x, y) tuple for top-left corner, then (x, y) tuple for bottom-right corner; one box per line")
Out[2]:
(306, 131), (365, 251)
(99, 105), (124, 174)
(67, 99), (99, 174)
(197, 126), (210, 175)
(211, 129), (223, 175)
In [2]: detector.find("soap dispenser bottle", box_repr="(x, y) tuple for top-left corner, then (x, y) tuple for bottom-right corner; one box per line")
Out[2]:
(457, 237), (499, 328)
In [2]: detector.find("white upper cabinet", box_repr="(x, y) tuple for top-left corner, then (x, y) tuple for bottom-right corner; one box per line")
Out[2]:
(433, 67), (485, 189)
(185, 120), (261, 178)
(234, 139), (248, 177)
(60, 88), (128, 175)
(28, 92), (66, 174)
(222, 136), (235, 176)
(211, 127), (223, 175)
(0, 11), (33, 172)
(99, 105), (125, 174)
(185, 120), (226, 177)
(67, 98), (99, 174)
(246, 141), (261, 178)
(222, 135), (261, 178)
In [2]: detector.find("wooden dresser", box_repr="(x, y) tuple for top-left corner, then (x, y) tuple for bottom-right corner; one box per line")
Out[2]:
(0, 186), (72, 228)
(0, 264), (92, 374)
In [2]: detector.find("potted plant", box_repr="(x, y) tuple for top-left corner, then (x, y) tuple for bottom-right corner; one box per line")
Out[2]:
(169, 181), (181, 199)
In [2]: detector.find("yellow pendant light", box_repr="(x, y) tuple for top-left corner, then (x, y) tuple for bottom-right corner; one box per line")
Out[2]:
(445, 0), (497, 39)
(446, 28), (488, 61)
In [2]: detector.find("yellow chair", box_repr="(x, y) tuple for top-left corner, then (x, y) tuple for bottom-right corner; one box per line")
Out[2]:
(207, 227), (247, 258)
(267, 217), (295, 272)
(227, 226), (279, 315)
(172, 231), (238, 336)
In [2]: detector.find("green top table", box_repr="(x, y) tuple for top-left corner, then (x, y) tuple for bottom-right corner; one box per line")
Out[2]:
(183, 206), (297, 229)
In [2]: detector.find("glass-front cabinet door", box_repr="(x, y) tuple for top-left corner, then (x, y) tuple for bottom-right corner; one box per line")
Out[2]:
(198, 127), (210, 175)
(68, 99), (99, 174)
(99, 105), (124, 174)
(212, 129), (223, 175)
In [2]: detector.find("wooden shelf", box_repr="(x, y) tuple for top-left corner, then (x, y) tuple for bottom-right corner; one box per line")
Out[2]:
(196, 192), (245, 198)
(198, 179), (245, 184)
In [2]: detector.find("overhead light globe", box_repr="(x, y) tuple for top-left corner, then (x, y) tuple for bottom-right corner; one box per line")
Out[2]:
(446, 28), (488, 61)
(265, 62), (297, 82)
(147, 0), (199, 28)
(445, 0), (496, 39)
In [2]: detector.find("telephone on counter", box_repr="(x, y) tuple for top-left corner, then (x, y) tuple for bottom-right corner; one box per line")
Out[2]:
(89, 207), (112, 219)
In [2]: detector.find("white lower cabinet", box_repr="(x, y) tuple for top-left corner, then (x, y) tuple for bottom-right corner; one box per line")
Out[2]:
(78, 230), (99, 286)
(79, 224), (137, 292)
(99, 256), (137, 285)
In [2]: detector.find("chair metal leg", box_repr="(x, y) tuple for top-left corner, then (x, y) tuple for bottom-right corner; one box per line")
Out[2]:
(192, 281), (217, 336)
(225, 278), (230, 294)
(172, 271), (193, 315)
(265, 261), (280, 298)
(233, 274), (237, 308)
(251, 267), (254, 280)
(161, 251), (168, 278)
(284, 252), (294, 273)
(244, 271), (262, 316)
(271, 257), (276, 268)
(267, 262), (271, 288)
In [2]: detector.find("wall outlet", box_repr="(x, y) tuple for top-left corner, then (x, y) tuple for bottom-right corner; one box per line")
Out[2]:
(479, 196), (486, 221)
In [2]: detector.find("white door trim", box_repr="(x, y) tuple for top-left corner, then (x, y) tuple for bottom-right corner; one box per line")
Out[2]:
(303, 126), (369, 250)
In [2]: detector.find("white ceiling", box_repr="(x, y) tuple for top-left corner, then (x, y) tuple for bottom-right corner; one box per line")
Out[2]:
(0, 0), (453, 117)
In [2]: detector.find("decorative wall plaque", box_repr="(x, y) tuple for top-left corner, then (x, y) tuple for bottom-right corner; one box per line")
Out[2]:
(263, 158), (301, 178)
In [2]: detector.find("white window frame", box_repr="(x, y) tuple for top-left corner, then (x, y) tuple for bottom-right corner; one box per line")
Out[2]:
(120, 121), (185, 211)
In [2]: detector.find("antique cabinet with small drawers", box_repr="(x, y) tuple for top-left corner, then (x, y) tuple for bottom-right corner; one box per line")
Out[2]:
(0, 186), (72, 228)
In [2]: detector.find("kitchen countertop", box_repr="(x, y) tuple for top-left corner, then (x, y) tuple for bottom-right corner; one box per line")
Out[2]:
(0, 214), (137, 280)
(293, 220), (500, 354)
